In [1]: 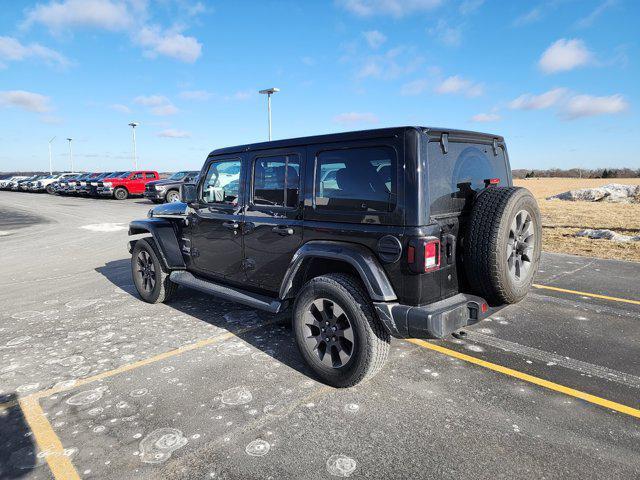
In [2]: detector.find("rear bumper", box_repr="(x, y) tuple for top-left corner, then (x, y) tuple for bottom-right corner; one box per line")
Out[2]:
(373, 293), (491, 339)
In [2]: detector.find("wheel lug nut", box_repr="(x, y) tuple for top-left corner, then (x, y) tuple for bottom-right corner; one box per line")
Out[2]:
(332, 336), (336, 341)
(321, 328), (325, 332)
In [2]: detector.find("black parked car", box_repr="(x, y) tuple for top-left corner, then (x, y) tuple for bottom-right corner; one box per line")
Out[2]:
(128, 127), (541, 387)
(144, 170), (200, 203)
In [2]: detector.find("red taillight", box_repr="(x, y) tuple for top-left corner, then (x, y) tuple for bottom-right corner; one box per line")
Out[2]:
(424, 239), (440, 272)
(481, 303), (488, 313)
(484, 177), (500, 187)
(408, 237), (441, 273)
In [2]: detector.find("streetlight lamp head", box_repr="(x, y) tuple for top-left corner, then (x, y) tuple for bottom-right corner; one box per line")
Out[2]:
(128, 122), (140, 128)
(259, 88), (279, 95)
(66, 138), (72, 142)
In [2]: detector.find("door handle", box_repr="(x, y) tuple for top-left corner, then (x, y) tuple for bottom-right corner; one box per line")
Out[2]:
(272, 225), (294, 236)
(222, 221), (240, 230)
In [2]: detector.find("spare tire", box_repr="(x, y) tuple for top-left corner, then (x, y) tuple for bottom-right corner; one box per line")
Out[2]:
(464, 187), (541, 305)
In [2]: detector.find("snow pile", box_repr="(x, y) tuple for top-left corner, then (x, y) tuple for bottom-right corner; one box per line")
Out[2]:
(80, 223), (127, 232)
(547, 183), (640, 203)
(576, 229), (640, 243)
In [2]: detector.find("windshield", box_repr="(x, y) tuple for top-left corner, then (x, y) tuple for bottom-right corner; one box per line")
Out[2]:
(169, 171), (189, 180)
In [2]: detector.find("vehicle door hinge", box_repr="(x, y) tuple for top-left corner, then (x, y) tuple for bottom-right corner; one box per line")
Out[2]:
(191, 247), (200, 258)
(440, 133), (449, 154)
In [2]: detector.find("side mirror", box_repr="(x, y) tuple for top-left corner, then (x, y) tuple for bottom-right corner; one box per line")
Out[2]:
(180, 183), (197, 204)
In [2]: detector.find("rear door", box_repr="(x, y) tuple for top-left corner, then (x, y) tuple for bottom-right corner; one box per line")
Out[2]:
(243, 148), (304, 291)
(189, 157), (245, 283)
(426, 135), (510, 298)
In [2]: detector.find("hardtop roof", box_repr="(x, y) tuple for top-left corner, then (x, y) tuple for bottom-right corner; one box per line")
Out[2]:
(208, 126), (504, 157)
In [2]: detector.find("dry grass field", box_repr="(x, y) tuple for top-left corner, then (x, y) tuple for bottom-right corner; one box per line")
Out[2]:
(514, 177), (640, 262)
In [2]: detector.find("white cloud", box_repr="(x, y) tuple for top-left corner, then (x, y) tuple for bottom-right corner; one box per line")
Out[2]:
(0, 90), (51, 113)
(0, 36), (70, 68)
(363, 30), (387, 49)
(509, 88), (628, 120)
(400, 78), (429, 95)
(134, 95), (169, 107)
(333, 112), (379, 124)
(512, 7), (542, 27)
(151, 104), (179, 116)
(179, 90), (213, 101)
(337, 0), (442, 17)
(133, 94), (177, 115)
(471, 112), (500, 122)
(136, 26), (202, 63)
(427, 20), (462, 47)
(539, 38), (593, 74)
(459, 0), (484, 15)
(561, 94), (628, 119)
(109, 103), (131, 113)
(508, 88), (568, 110)
(157, 129), (191, 138)
(23, 0), (134, 32)
(435, 75), (483, 97)
(22, 0), (204, 63)
(356, 47), (423, 80)
(576, 0), (616, 29)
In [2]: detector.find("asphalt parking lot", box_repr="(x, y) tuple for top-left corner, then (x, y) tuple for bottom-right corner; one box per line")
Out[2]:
(1, 192), (639, 479)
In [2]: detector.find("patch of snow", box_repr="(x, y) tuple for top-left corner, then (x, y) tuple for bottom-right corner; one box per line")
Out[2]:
(80, 223), (127, 232)
(576, 229), (640, 242)
(548, 183), (640, 203)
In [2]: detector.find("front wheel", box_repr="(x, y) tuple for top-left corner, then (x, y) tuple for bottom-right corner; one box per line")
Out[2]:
(165, 190), (180, 203)
(46, 185), (55, 194)
(131, 238), (178, 303)
(292, 273), (390, 388)
(114, 187), (128, 200)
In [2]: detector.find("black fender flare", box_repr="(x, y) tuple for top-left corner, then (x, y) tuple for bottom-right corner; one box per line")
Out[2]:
(279, 241), (397, 302)
(128, 218), (185, 269)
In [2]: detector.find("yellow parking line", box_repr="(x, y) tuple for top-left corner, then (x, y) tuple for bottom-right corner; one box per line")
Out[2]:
(533, 284), (640, 306)
(0, 321), (277, 480)
(408, 338), (640, 419)
(19, 395), (81, 480)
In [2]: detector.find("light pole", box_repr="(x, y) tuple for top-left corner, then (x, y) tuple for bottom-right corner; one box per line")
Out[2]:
(128, 122), (139, 169)
(66, 138), (73, 171)
(259, 88), (279, 141)
(48, 136), (56, 174)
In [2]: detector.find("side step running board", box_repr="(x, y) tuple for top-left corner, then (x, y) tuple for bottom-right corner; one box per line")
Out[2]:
(169, 270), (284, 314)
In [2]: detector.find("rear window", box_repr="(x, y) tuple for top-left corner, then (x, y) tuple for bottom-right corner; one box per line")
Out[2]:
(428, 140), (509, 216)
(315, 146), (396, 212)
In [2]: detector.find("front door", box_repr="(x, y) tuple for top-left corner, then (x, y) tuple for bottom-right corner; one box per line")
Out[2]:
(243, 149), (304, 292)
(190, 157), (245, 283)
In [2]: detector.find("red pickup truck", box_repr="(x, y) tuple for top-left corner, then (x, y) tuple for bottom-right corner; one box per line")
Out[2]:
(97, 170), (160, 200)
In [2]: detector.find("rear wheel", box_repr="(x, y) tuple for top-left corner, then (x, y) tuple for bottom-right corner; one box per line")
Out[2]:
(131, 238), (177, 303)
(293, 273), (390, 388)
(464, 187), (541, 305)
(165, 189), (180, 203)
(46, 185), (55, 194)
(114, 187), (128, 200)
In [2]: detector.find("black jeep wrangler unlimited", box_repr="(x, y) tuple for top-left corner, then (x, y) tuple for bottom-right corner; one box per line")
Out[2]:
(128, 127), (541, 387)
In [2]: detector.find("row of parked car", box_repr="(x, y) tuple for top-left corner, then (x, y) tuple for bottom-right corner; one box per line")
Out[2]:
(0, 170), (199, 202)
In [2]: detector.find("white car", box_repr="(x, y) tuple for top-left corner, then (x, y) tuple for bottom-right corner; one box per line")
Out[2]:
(0, 176), (28, 189)
(36, 173), (82, 194)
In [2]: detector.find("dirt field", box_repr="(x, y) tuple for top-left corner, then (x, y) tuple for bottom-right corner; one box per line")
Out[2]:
(514, 178), (640, 262)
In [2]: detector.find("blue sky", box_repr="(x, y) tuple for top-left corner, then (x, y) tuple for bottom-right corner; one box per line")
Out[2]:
(1, 0), (638, 172)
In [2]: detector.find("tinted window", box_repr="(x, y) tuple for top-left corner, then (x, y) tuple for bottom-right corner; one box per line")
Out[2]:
(145, 172), (155, 179)
(428, 141), (509, 215)
(315, 146), (396, 212)
(201, 159), (241, 205)
(131, 173), (143, 180)
(253, 154), (300, 208)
